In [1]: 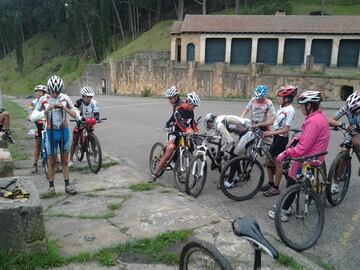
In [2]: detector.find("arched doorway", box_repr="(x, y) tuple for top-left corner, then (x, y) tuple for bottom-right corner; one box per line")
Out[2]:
(187, 43), (195, 62)
(340, 86), (353, 101)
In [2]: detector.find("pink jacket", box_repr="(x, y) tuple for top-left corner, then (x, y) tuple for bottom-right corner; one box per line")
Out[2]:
(285, 110), (330, 179)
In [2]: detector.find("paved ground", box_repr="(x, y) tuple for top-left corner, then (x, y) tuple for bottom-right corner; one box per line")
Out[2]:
(14, 95), (360, 269)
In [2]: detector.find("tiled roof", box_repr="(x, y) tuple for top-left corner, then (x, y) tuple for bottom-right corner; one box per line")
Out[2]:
(171, 15), (360, 35)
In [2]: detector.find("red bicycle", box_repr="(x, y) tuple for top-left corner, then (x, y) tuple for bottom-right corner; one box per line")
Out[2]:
(72, 117), (106, 173)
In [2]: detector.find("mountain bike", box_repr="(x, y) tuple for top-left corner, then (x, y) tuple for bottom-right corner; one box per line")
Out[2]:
(218, 128), (271, 201)
(71, 117), (106, 173)
(326, 126), (359, 206)
(149, 128), (194, 191)
(274, 151), (328, 251)
(184, 133), (231, 197)
(179, 216), (279, 270)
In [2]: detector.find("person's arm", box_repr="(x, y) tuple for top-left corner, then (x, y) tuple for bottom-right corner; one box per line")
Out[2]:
(254, 115), (276, 129)
(240, 108), (249, 118)
(174, 108), (189, 132)
(92, 100), (100, 120)
(265, 126), (290, 136)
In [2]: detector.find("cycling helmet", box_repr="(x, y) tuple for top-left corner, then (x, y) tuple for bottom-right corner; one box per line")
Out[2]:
(253, 85), (268, 99)
(297, 91), (322, 104)
(277, 85), (297, 97)
(346, 90), (360, 113)
(80, 87), (95, 97)
(187, 92), (200, 106)
(47, 75), (63, 93)
(165, 86), (178, 97)
(34, 85), (47, 93)
(204, 113), (217, 129)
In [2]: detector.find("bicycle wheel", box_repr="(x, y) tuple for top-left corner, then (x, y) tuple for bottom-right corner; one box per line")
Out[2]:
(74, 134), (85, 161)
(149, 142), (165, 177)
(86, 134), (102, 173)
(219, 156), (264, 201)
(42, 156), (49, 179)
(179, 239), (232, 270)
(185, 153), (208, 197)
(275, 184), (324, 251)
(326, 151), (351, 206)
(174, 149), (192, 191)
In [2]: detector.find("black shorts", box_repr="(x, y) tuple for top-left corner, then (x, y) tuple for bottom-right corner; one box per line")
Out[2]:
(269, 135), (289, 158)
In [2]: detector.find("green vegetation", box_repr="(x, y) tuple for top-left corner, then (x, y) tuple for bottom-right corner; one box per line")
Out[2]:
(129, 182), (156, 191)
(107, 203), (122, 211)
(278, 253), (307, 270)
(3, 99), (32, 160)
(0, 230), (192, 269)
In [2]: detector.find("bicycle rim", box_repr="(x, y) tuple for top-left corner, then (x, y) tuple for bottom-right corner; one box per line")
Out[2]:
(86, 134), (102, 173)
(185, 154), (207, 197)
(326, 152), (351, 206)
(179, 240), (232, 270)
(275, 184), (324, 251)
(149, 142), (165, 177)
(219, 156), (264, 201)
(74, 136), (84, 161)
(174, 150), (192, 191)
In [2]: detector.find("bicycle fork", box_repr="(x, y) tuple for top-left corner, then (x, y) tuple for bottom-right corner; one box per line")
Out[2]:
(191, 151), (206, 177)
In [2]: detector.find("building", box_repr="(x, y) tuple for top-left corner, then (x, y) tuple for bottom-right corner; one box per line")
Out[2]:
(171, 15), (360, 68)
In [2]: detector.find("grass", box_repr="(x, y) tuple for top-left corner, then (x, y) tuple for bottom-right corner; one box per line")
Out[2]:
(107, 203), (122, 211)
(129, 183), (156, 191)
(3, 99), (32, 160)
(0, 230), (193, 269)
(278, 253), (307, 270)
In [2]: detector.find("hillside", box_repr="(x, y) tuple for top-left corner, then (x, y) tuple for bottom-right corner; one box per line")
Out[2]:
(1, 0), (360, 97)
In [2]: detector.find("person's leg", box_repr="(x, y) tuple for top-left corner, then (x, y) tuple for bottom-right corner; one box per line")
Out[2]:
(62, 128), (76, 194)
(0, 111), (10, 130)
(46, 129), (58, 194)
(148, 140), (176, 182)
(32, 133), (41, 173)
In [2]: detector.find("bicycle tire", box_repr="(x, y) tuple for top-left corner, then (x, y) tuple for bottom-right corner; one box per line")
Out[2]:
(326, 151), (351, 206)
(185, 153), (208, 197)
(179, 239), (232, 270)
(174, 149), (192, 191)
(42, 157), (49, 179)
(86, 134), (102, 173)
(74, 134), (85, 161)
(219, 156), (264, 201)
(275, 183), (324, 251)
(149, 142), (165, 177)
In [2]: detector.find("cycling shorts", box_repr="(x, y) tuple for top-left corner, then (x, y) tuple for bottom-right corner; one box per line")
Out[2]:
(46, 128), (70, 156)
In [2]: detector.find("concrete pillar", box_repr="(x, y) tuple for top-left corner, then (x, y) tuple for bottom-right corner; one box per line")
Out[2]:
(251, 37), (258, 63)
(277, 38), (285, 65)
(304, 38), (313, 65)
(170, 38), (176, 61)
(225, 37), (232, 63)
(200, 36), (206, 64)
(330, 38), (340, 67)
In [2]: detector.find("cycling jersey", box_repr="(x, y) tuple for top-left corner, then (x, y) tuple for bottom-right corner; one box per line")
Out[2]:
(174, 103), (198, 133)
(273, 105), (295, 133)
(246, 97), (276, 123)
(166, 98), (184, 127)
(75, 98), (99, 119)
(334, 105), (360, 127)
(214, 115), (251, 144)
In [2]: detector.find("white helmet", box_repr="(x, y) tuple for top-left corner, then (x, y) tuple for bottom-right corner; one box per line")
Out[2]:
(165, 86), (178, 97)
(204, 113), (217, 129)
(346, 90), (360, 113)
(34, 85), (47, 93)
(297, 91), (322, 104)
(186, 92), (200, 106)
(80, 87), (95, 97)
(47, 75), (63, 93)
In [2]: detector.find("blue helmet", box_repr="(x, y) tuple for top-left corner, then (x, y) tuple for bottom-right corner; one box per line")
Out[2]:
(254, 85), (268, 99)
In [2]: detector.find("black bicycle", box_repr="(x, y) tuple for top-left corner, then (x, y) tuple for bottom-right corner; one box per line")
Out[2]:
(326, 126), (359, 206)
(179, 216), (279, 270)
(274, 151), (328, 251)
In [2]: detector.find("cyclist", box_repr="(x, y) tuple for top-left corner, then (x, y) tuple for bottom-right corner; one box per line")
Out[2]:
(69, 87), (100, 166)
(28, 85), (47, 173)
(328, 90), (360, 193)
(0, 108), (15, 144)
(31, 75), (78, 195)
(164, 86), (184, 128)
(259, 85), (297, 197)
(148, 91), (200, 183)
(240, 85), (276, 131)
(269, 90), (330, 221)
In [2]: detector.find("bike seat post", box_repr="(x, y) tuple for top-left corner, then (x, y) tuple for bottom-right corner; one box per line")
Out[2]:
(253, 243), (262, 270)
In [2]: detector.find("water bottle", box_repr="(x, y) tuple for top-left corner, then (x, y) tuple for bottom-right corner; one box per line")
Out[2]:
(295, 167), (302, 180)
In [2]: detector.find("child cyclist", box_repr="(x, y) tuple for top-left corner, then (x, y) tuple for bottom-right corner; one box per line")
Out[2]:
(241, 85), (276, 130)
(164, 86), (184, 128)
(256, 85), (297, 196)
(269, 91), (330, 221)
(28, 85), (47, 173)
(328, 90), (360, 193)
(69, 87), (100, 166)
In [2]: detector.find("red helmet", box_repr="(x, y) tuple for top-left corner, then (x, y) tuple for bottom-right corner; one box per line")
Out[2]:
(277, 85), (298, 97)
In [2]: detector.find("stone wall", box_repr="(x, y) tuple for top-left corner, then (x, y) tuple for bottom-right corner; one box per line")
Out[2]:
(68, 54), (360, 100)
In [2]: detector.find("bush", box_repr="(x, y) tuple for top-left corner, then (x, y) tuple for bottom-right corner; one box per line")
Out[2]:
(141, 87), (152, 97)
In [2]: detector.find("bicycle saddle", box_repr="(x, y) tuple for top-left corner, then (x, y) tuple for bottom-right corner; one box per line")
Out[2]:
(232, 216), (279, 258)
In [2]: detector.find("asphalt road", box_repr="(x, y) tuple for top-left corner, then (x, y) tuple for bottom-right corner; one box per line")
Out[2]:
(19, 95), (360, 269)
